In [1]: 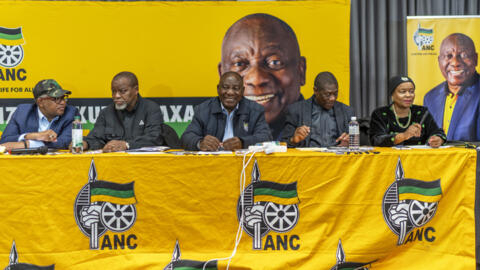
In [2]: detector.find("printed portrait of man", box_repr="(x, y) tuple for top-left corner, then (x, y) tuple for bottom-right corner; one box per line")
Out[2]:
(219, 13), (306, 139)
(423, 33), (480, 141)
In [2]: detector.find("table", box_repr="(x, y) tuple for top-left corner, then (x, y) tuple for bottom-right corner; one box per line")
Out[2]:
(0, 148), (476, 269)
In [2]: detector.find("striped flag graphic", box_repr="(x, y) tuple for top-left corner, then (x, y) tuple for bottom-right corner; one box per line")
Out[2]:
(90, 181), (136, 205)
(172, 260), (217, 270)
(9, 263), (55, 270)
(397, 179), (442, 203)
(253, 181), (299, 205)
(335, 262), (369, 270)
(0, 27), (24, 46)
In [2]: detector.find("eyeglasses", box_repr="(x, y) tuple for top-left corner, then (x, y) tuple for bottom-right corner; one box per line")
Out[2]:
(43, 95), (68, 104)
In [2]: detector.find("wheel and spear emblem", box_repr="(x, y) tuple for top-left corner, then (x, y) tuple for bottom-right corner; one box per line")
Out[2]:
(74, 159), (137, 249)
(237, 160), (300, 250)
(329, 239), (374, 270)
(163, 240), (217, 270)
(0, 27), (25, 68)
(382, 158), (442, 245)
(4, 241), (54, 270)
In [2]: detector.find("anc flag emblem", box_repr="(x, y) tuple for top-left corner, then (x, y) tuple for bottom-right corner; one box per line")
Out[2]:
(0, 27), (24, 46)
(397, 179), (442, 203)
(90, 181), (136, 205)
(253, 181), (299, 205)
(171, 260), (217, 270)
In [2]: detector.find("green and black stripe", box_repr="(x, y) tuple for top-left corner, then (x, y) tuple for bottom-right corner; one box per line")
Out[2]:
(0, 27), (23, 44)
(172, 259), (217, 270)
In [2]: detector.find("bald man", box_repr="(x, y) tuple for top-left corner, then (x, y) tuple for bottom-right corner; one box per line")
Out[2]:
(424, 33), (480, 141)
(219, 13), (306, 139)
(181, 72), (272, 151)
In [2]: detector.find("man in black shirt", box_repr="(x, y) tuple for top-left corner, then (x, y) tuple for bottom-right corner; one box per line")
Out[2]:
(281, 72), (353, 147)
(83, 71), (166, 152)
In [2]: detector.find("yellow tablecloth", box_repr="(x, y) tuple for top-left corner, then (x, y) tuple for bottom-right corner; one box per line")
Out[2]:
(0, 147), (475, 269)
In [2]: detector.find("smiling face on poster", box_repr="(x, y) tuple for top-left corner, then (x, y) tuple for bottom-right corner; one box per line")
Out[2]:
(408, 17), (480, 141)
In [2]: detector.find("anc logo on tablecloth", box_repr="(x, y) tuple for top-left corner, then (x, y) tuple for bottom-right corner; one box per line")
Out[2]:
(0, 27), (24, 68)
(4, 241), (54, 270)
(74, 159), (138, 250)
(382, 158), (442, 245)
(163, 240), (217, 270)
(237, 160), (300, 250)
(330, 240), (374, 270)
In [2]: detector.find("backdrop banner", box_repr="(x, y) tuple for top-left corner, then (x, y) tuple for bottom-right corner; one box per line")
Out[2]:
(0, 149), (475, 269)
(407, 16), (480, 141)
(0, 0), (350, 135)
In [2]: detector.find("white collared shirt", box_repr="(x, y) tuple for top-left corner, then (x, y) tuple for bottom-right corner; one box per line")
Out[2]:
(221, 103), (239, 142)
(18, 108), (59, 148)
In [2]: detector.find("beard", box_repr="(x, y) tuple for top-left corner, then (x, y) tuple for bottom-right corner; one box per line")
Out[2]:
(115, 102), (127, 110)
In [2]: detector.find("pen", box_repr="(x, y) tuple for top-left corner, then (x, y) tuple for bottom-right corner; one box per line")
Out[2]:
(419, 110), (429, 126)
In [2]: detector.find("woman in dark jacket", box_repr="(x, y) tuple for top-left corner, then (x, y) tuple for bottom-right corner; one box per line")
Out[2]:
(369, 75), (446, 147)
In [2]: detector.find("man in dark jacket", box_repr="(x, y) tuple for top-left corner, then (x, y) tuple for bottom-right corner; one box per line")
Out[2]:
(181, 72), (272, 151)
(83, 71), (165, 152)
(0, 79), (77, 150)
(281, 71), (353, 147)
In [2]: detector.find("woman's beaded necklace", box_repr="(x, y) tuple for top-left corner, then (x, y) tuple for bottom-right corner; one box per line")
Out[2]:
(391, 104), (411, 129)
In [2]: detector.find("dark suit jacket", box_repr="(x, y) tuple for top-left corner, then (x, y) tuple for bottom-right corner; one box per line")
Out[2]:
(281, 96), (354, 147)
(0, 103), (78, 149)
(181, 97), (272, 150)
(85, 96), (165, 150)
(423, 73), (480, 141)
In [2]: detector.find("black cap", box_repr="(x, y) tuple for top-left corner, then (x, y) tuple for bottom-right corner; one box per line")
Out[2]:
(33, 79), (71, 99)
(388, 75), (415, 96)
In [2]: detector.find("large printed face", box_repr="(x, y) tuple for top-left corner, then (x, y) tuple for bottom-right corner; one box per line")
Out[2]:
(220, 16), (305, 124)
(438, 35), (478, 89)
(111, 76), (138, 111)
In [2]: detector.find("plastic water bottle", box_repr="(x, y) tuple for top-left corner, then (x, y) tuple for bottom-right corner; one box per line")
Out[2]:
(72, 115), (83, 154)
(349, 116), (360, 151)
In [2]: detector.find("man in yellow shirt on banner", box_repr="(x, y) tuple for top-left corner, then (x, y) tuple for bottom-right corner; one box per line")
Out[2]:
(424, 33), (480, 141)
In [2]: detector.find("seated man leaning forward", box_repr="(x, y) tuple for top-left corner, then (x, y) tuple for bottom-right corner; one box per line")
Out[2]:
(0, 79), (77, 150)
(82, 71), (165, 152)
(281, 71), (353, 147)
(181, 71), (272, 151)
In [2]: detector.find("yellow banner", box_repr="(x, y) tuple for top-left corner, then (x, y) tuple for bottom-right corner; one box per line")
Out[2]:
(0, 0), (350, 102)
(407, 16), (480, 104)
(0, 148), (475, 269)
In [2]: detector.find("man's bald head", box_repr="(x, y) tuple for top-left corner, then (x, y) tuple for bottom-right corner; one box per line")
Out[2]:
(438, 33), (478, 90)
(219, 71), (243, 85)
(222, 13), (301, 59)
(219, 13), (306, 129)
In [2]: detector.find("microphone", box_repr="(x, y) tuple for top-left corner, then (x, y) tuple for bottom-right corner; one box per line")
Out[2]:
(10, 145), (48, 155)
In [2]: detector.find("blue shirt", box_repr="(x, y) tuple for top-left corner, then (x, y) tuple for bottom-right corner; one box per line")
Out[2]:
(221, 103), (239, 142)
(18, 108), (59, 148)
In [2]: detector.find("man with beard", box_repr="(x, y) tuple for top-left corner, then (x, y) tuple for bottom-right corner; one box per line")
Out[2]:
(424, 33), (480, 141)
(281, 72), (353, 147)
(83, 71), (166, 152)
(219, 13), (306, 139)
(0, 79), (77, 150)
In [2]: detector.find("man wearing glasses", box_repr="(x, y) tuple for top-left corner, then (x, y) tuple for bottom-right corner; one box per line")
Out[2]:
(281, 71), (353, 147)
(0, 79), (78, 150)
